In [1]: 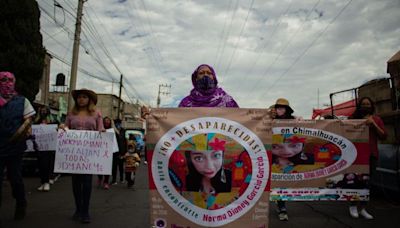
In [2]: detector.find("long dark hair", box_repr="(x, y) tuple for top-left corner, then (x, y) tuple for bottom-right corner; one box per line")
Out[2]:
(272, 143), (310, 165)
(185, 151), (231, 193)
(349, 97), (375, 119)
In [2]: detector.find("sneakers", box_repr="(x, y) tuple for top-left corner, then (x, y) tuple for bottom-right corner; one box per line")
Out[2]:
(349, 206), (359, 218)
(360, 208), (373, 219)
(111, 182), (118, 185)
(43, 183), (50, 191)
(278, 211), (289, 221)
(37, 184), (44, 191)
(81, 215), (91, 224)
(49, 179), (55, 185)
(103, 183), (110, 190)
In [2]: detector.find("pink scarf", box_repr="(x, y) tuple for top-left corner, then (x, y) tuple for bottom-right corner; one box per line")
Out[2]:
(0, 71), (17, 107)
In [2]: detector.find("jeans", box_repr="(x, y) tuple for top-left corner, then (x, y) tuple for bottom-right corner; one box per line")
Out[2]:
(0, 155), (27, 208)
(71, 174), (92, 217)
(38, 151), (55, 184)
(125, 172), (135, 187)
(112, 153), (124, 182)
(277, 200), (286, 212)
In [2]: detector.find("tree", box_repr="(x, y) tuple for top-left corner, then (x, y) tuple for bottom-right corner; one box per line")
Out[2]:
(0, 0), (45, 101)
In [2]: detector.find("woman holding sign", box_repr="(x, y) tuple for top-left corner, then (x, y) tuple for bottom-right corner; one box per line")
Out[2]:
(34, 106), (58, 192)
(270, 98), (301, 221)
(348, 97), (386, 219)
(60, 88), (104, 223)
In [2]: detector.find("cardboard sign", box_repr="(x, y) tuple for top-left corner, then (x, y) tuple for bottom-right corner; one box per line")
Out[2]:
(55, 130), (115, 175)
(106, 128), (119, 153)
(25, 124), (58, 152)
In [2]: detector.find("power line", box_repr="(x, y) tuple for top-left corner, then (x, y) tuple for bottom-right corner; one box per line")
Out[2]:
(47, 50), (115, 83)
(223, 0), (256, 78)
(247, 0), (321, 94)
(257, 0), (353, 99)
(139, 0), (164, 63)
(213, 0), (234, 66)
(215, 0), (240, 71)
(238, 0), (294, 86)
(40, 3), (121, 83)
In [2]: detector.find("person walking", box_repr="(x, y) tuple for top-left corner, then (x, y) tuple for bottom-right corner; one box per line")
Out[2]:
(59, 88), (104, 223)
(0, 72), (35, 221)
(348, 97), (386, 219)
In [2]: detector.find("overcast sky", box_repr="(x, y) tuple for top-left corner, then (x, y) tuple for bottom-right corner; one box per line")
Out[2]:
(37, 0), (400, 118)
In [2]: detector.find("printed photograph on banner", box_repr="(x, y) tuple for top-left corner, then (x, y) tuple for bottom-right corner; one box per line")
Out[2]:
(168, 133), (252, 210)
(271, 126), (357, 181)
(149, 112), (270, 227)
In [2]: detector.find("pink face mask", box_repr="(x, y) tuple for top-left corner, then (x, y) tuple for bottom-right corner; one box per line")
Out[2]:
(0, 72), (17, 106)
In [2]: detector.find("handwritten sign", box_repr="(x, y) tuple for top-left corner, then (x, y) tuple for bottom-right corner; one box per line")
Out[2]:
(55, 130), (115, 175)
(25, 124), (58, 152)
(106, 128), (119, 153)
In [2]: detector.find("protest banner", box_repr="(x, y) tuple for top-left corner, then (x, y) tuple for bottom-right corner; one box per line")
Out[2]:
(106, 128), (119, 153)
(54, 130), (115, 175)
(147, 108), (271, 228)
(25, 124), (58, 152)
(270, 119), (370, 201)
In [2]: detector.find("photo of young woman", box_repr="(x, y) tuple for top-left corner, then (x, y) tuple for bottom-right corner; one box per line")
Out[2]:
(272, 134), (314, 168)
(185, 134), (232, 194)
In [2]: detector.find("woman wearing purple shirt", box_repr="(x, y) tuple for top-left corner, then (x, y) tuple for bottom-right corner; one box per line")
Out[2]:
(179, 64), (239, 108)
(60, 88), (104, 223)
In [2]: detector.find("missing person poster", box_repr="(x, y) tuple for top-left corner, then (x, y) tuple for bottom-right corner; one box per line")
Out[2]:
(270, 119), (370, 201)
(147, 108), (271, 228)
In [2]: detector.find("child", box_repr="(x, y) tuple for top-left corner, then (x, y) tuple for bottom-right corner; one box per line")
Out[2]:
(124, 144), (140, 189)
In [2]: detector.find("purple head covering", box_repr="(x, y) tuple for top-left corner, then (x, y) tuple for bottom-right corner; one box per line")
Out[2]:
(179, 64), (239, 107)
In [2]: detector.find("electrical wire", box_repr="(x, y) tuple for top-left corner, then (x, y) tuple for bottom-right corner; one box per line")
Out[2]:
(257, 0), (353, 99)
(223, 0), (256, 78)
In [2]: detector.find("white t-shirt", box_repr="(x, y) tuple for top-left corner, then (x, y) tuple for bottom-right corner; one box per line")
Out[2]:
(23, 98), (36, 118)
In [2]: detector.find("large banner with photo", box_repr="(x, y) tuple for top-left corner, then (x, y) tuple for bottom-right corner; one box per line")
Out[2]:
(147, 108), (271, 228)
(270, 119), (370, 201)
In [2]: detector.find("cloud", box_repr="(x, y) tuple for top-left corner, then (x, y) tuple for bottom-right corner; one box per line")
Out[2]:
(38, 0), (400, 117)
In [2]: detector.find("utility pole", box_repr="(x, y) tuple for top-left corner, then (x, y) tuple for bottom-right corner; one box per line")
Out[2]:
(117, 74), (123, 119)
(67, 0), (85, 111)
(157, 84), (171, 108)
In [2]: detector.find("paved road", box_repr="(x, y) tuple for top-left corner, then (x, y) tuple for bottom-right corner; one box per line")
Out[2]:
(1, 165), (400, 228)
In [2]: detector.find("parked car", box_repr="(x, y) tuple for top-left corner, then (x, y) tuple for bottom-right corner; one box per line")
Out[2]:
(125, 129), (145, 156)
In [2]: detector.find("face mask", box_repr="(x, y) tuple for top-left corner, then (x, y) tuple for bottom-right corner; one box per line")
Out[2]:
(359, 107), (373, 116)
(196, 76), (216, 91)
(0, 72), (16, 98)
